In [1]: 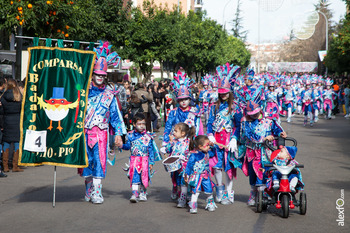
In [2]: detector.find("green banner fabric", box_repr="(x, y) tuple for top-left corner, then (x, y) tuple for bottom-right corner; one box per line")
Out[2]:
(19, 47), (96, 168)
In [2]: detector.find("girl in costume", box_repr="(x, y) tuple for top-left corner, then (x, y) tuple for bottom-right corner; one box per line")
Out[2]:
(241, 100), (287, 206)
(264, 79), (280, 123)
(160, 70), (203, 199)
(120, 113), (161, 203)
(207, 63), (242, 205)
(165, 123), (195, 207)
(184, 135), (217, 214)
(199, 75), (210, 124)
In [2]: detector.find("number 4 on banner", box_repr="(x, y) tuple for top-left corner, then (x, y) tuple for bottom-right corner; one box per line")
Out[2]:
(24, 130), (47, 152)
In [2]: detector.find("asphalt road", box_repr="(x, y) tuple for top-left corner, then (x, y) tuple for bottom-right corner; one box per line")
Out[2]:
(1, 114), (349, 233)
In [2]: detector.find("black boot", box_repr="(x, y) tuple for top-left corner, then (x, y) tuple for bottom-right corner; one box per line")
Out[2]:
(0, 170), (7, 178)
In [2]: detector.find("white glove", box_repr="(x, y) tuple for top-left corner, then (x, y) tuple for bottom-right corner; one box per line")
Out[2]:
(160, 147), (167, 154)
(228, 138), (238, 153)
(208, 135), (216, 144)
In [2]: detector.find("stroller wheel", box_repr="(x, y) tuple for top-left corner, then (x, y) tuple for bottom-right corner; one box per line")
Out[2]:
(256, 190), (263, 213)
(281, 194), (289, 218)
(299, 192), (307, 215)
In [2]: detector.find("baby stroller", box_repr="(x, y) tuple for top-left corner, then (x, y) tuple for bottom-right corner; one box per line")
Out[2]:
(256, 137), (306, 218)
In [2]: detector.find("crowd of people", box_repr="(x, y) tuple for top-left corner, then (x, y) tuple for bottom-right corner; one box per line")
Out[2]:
(1, 44), (349, 215)
(76, 48), (350, 215)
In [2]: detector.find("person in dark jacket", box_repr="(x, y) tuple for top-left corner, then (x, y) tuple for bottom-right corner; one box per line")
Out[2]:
(126, 92), (148, 127)
(1, 78), (23, 172)
(0, 76), (7, 177)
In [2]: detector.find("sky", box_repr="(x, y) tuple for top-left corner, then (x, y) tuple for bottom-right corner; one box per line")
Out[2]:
(202, 0), (347, 43)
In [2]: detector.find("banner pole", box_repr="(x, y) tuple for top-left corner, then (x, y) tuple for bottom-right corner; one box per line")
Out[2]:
(53, 166), (57, 208)
(15, 36), (100, 45)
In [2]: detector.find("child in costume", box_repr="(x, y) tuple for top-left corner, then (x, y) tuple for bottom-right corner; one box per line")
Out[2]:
(300, 79), (315, 126)
(120, 113), (161, 203)
(267, 146), (304, 193)
(282, 79), (296, 123)
(322, 78), (336, 120)
(199, 75), (210, 123)
(207, 63), (242, 205)
(264, 80), (280, 123)
(80, 41), (126, 204)
(165, 122), (195, 207)
(241, 100), (287, 206)
(160, 71), (203, 199)
(311, 78), (322, 123)
(184, 135), (217, 214)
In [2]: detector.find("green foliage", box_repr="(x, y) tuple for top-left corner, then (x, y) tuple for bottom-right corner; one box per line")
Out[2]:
(0, 0), (77, 39)
(0, 0), (251, 79)
(324, 15), (350, 73)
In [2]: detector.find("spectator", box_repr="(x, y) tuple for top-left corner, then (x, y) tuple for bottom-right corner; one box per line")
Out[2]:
(0, 77), (7, 177)
(344, 83), (350, 118)
(135, 83), (153, 131)
(1, 78), (23, 172)
(148, 84), (161, 132)
(127, 92), (148, 120)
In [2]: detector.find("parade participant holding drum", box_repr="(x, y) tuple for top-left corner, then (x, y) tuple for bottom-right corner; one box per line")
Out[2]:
(162, 123), (195, 207)
(160, 70), (203, 199)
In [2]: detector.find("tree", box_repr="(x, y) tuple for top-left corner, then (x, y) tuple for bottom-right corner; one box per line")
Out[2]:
(0, 0), (77, 40)
(231, 0), (248, 42)
(324, 15), (350, 73)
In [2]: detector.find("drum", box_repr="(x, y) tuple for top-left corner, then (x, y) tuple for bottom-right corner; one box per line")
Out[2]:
(162, 157), (181, 172)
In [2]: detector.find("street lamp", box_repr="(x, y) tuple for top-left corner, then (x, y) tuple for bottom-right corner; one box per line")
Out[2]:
(318, 10), (328, 75)
(222, 0), (234, 31)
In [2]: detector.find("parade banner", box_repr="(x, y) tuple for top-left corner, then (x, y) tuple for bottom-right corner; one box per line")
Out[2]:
(267, 62), (318, 73)
(19, 47), (96, 168)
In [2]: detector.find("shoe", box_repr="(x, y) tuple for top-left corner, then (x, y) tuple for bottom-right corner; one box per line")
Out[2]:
(247, 190), (256, 206)
(290, 186), (296, 193)
(205, 197), (218, 212)
(221, 191), (233, 205)
(139, 191), (147, 202)
(177, 193), (187, 208)
(84, 179), (93, 202)
(287, 118), (291, 123)
(0, 171), (7, 178)
(12, 150), (23, 172)
(130, 190), (139, 203)
(171, 192), (178, 200)
(2, 149), (9, 172)
(171, 187), (178, 200)
(344, 114), (349, 118)
(189, 202), (197, 214)
(215, 185), (225, 202)
(91, 184), (104, 204)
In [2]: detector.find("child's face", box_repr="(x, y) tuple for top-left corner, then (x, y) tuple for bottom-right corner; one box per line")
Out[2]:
(278, 147), (291, 160)
(198, 139), (211, 153)
(133, 120), (146, 132)
(173, 126), (185, 140)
